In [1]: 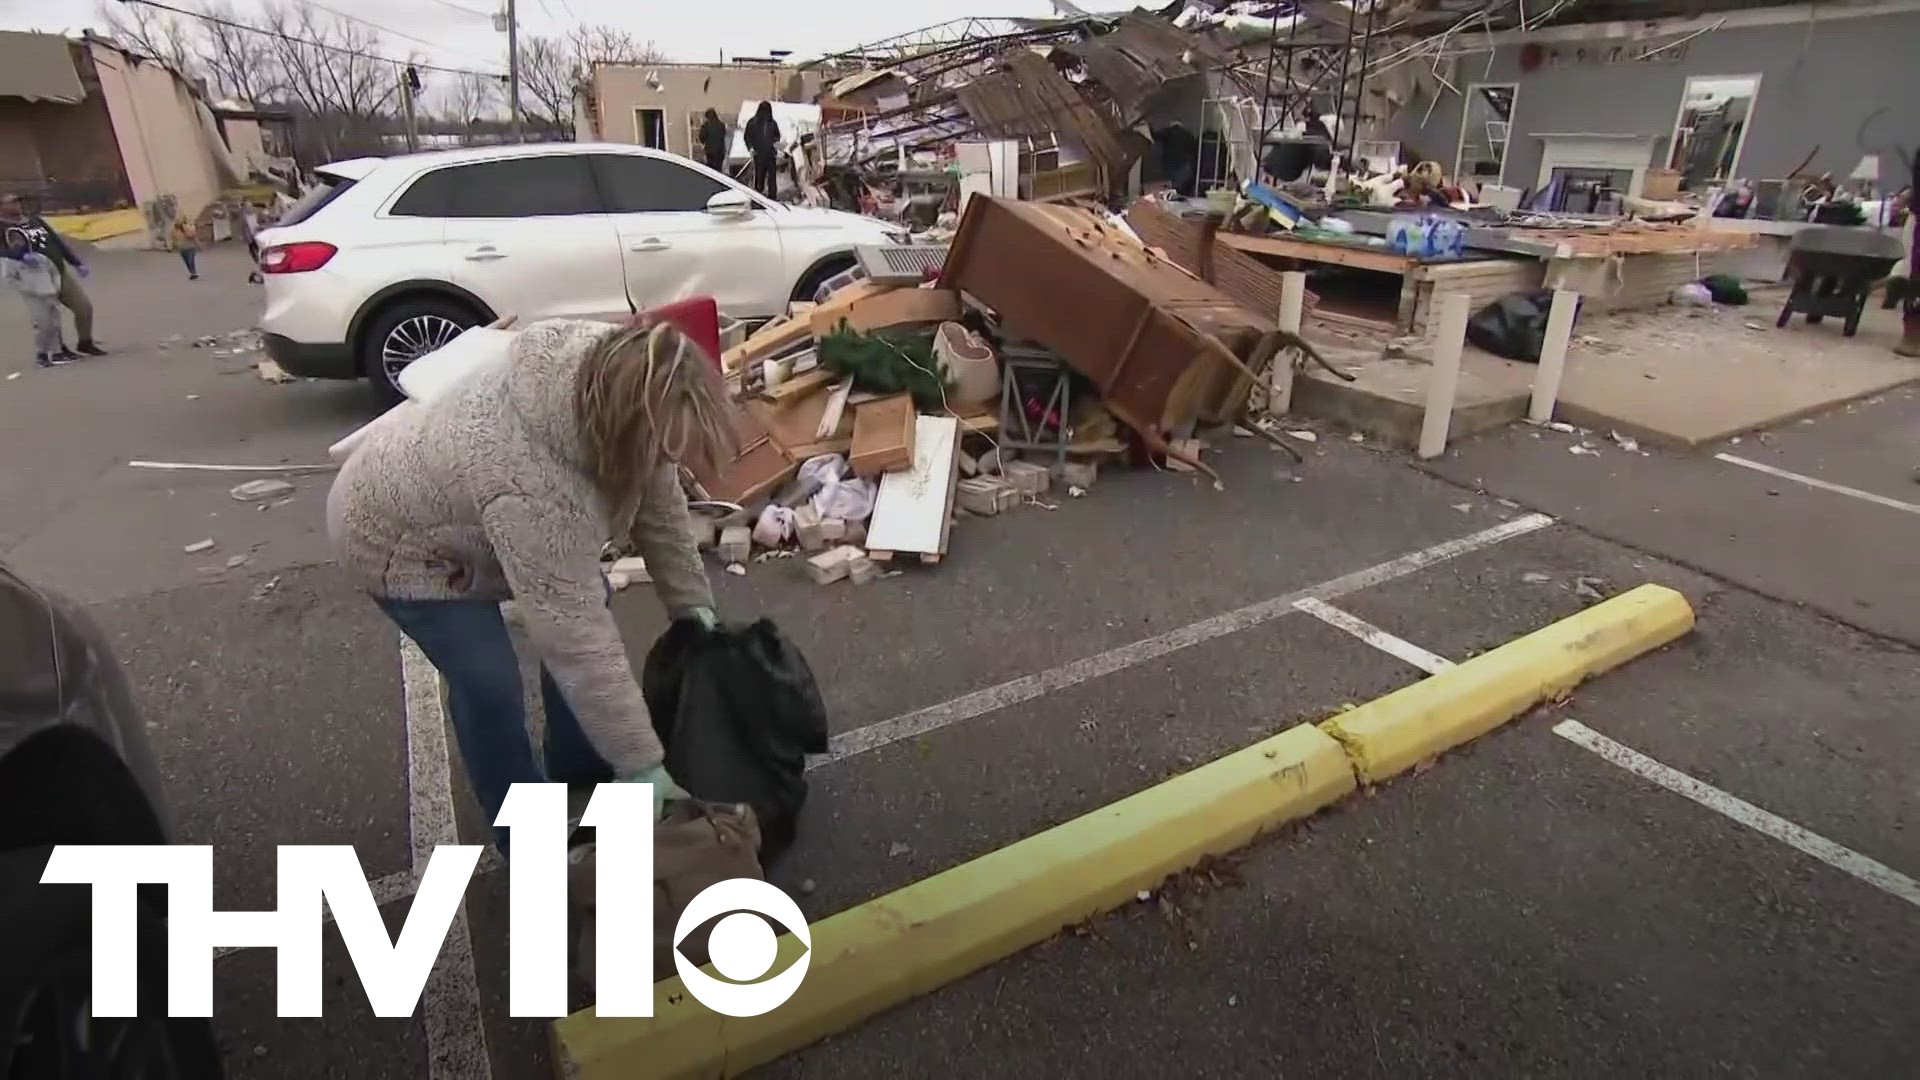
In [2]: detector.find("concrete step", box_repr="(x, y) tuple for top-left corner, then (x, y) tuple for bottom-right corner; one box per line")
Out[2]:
(1288, 343), (1535, 448)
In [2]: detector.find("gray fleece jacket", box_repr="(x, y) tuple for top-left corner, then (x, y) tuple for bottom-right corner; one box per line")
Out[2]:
(326, 318), (714, 776)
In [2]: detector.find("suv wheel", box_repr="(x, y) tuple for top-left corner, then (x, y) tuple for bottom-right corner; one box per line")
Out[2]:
(360, 296), (482, 406)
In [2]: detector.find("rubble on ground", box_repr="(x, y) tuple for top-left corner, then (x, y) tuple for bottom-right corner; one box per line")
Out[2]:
(678, 192), (1309, 584)
(230, 478), (294, 502)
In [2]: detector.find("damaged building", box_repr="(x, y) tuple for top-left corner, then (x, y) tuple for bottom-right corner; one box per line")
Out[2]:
(796, 10), (1258, 208)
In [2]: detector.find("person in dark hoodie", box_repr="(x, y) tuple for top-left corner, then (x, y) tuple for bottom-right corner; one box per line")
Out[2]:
(743, 101), (781, 199)
(327, 317), (736, 854)
(0, 194), (104, 356)
(697, 107), (729, 174)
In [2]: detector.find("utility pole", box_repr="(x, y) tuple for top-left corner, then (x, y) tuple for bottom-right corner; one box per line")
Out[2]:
(400, 65), (422, 153)
(504, 0), (522, 142)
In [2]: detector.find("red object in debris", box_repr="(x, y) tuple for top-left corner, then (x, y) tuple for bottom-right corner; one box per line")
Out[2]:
(640, 295), (723, 368)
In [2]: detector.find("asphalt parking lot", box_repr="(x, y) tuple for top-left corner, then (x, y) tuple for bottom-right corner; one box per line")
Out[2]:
(4, 247), (1915, 1079)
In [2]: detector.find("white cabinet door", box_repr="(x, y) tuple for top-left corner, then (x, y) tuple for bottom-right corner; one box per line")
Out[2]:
(588, 153), (793, 319)
(393, 155), (628, 320)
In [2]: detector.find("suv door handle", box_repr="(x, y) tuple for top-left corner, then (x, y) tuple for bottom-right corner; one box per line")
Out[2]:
(629, 239), (671, 253)
(463, 245), (506, 261)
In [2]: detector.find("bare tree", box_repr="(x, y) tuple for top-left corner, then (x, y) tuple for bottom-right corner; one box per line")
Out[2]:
(514, 36), (573, 137)
(197, 2), (281, 106)
(566, 25), (664, 71)
(440, 71), (502, 127)
(95, 0), (201, 77)
(516, 24), (664, 139)
(258, 2), (401, 159)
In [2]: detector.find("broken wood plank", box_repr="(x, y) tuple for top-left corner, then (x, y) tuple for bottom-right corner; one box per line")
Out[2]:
(722, 317), (808, 374)
(746, 391), (852, 459)
(810, 286), (962, 338)
(785, 436), (854, 460)
(816, 378), (854, 440)
(723, 280), (890, 372)
(761, 367), (835, 405)
(849, 392), (918, 478)
(865, 414), (960, 559)
(691, 435), (796, 505)
(1218, 231), (1414, 275)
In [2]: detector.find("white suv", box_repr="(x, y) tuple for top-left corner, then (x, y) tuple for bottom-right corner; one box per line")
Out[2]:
(258, 142), (907, 402)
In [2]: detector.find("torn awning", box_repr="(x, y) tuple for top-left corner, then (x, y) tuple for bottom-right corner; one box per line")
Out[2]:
(0, 32), (84, 104)
(955, 50), (1130, 171)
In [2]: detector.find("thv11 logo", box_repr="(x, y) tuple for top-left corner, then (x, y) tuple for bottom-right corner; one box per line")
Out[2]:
(41, 783), (810, 1019)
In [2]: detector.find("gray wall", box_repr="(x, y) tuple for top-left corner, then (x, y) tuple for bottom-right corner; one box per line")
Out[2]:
(1390, 10), (1920, 193)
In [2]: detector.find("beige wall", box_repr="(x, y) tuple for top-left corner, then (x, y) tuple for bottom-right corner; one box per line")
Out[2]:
(87, 41), (229, 228)
(591, 63), (820, 159)
(222, 117), (267, 171)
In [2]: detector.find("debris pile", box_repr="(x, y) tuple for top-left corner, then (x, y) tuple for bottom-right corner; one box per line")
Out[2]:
(680, 192), (1309, 582)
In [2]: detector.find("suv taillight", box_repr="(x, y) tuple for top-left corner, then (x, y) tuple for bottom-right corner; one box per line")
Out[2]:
(260, 241), (337, 274)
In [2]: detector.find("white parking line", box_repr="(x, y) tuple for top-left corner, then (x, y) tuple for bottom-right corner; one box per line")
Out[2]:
(1292, 598), (1454, 676)
(1285, 599), (1920, 913)
(811, 513), (1553, 768)
(400, 639), (494, 1080)
(1554, 720), (1920, 910)
(218, 514), (1555, 952)
(1714, 453), (1920, 516)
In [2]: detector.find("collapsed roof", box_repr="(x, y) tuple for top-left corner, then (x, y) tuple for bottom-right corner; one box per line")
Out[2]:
(813, 10), (1243, 174)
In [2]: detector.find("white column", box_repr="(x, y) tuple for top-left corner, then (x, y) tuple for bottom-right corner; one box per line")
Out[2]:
(1418, 292), (1471, 460)
(1527, 289), (1581, 424)
(1270, 271), (1308, 415)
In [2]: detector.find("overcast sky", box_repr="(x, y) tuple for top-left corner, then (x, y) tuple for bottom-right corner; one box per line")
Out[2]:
(2, 0), (1075, 75)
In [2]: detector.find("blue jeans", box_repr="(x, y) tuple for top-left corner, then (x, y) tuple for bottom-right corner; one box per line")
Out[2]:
(376, 595), (615, 854)
(179, 248), (198, 277)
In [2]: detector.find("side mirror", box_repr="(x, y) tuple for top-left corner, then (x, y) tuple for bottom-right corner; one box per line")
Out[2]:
(705, 190), (754, 216)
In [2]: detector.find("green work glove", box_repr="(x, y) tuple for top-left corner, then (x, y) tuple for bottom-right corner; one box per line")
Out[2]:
(630, 763), (688, 823)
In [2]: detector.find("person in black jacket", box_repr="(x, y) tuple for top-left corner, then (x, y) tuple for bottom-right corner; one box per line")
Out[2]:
(0, 194), (104, 355)
(697, 108), (729, 173)
(743, 102), (781, 199)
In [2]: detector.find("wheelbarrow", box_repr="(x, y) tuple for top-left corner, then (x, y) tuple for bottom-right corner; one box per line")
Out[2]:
(1775, 226), (1905, 336)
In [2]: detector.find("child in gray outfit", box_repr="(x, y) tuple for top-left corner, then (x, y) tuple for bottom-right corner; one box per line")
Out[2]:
(2, 228), (72, 366)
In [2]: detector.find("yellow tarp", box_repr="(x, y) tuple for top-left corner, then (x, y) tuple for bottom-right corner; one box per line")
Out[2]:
(44, 208), (145, 242)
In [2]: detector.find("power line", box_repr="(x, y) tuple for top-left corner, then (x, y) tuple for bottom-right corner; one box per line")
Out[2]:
(117, 0), (506, 77)
(418, 0), (494, 16)
(296, 0), (506, 69)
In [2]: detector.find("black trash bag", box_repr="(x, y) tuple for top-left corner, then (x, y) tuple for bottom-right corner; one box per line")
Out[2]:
(641, 617), (827, 863)
(1465, 289), (1581, 363)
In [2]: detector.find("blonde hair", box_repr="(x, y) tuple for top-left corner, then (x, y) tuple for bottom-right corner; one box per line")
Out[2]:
(574, 321), (739, 518)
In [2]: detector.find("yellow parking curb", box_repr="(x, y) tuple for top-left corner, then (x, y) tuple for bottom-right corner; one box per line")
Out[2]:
(1320, 583), (1694, 784)
(552, 723), (1357, 1079)
(552, 582), (1695, 1078)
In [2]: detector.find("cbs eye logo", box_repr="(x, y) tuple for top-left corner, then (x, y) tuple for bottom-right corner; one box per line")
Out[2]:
(675, 878), (812, 1016)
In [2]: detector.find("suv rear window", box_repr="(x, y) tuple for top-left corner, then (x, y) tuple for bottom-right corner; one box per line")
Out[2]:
(390, 156), (604, 218)
(276, 173), (354, 227)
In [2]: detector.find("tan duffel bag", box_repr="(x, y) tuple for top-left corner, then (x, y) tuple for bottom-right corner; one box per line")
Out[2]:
(572, 800), (764, 993)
